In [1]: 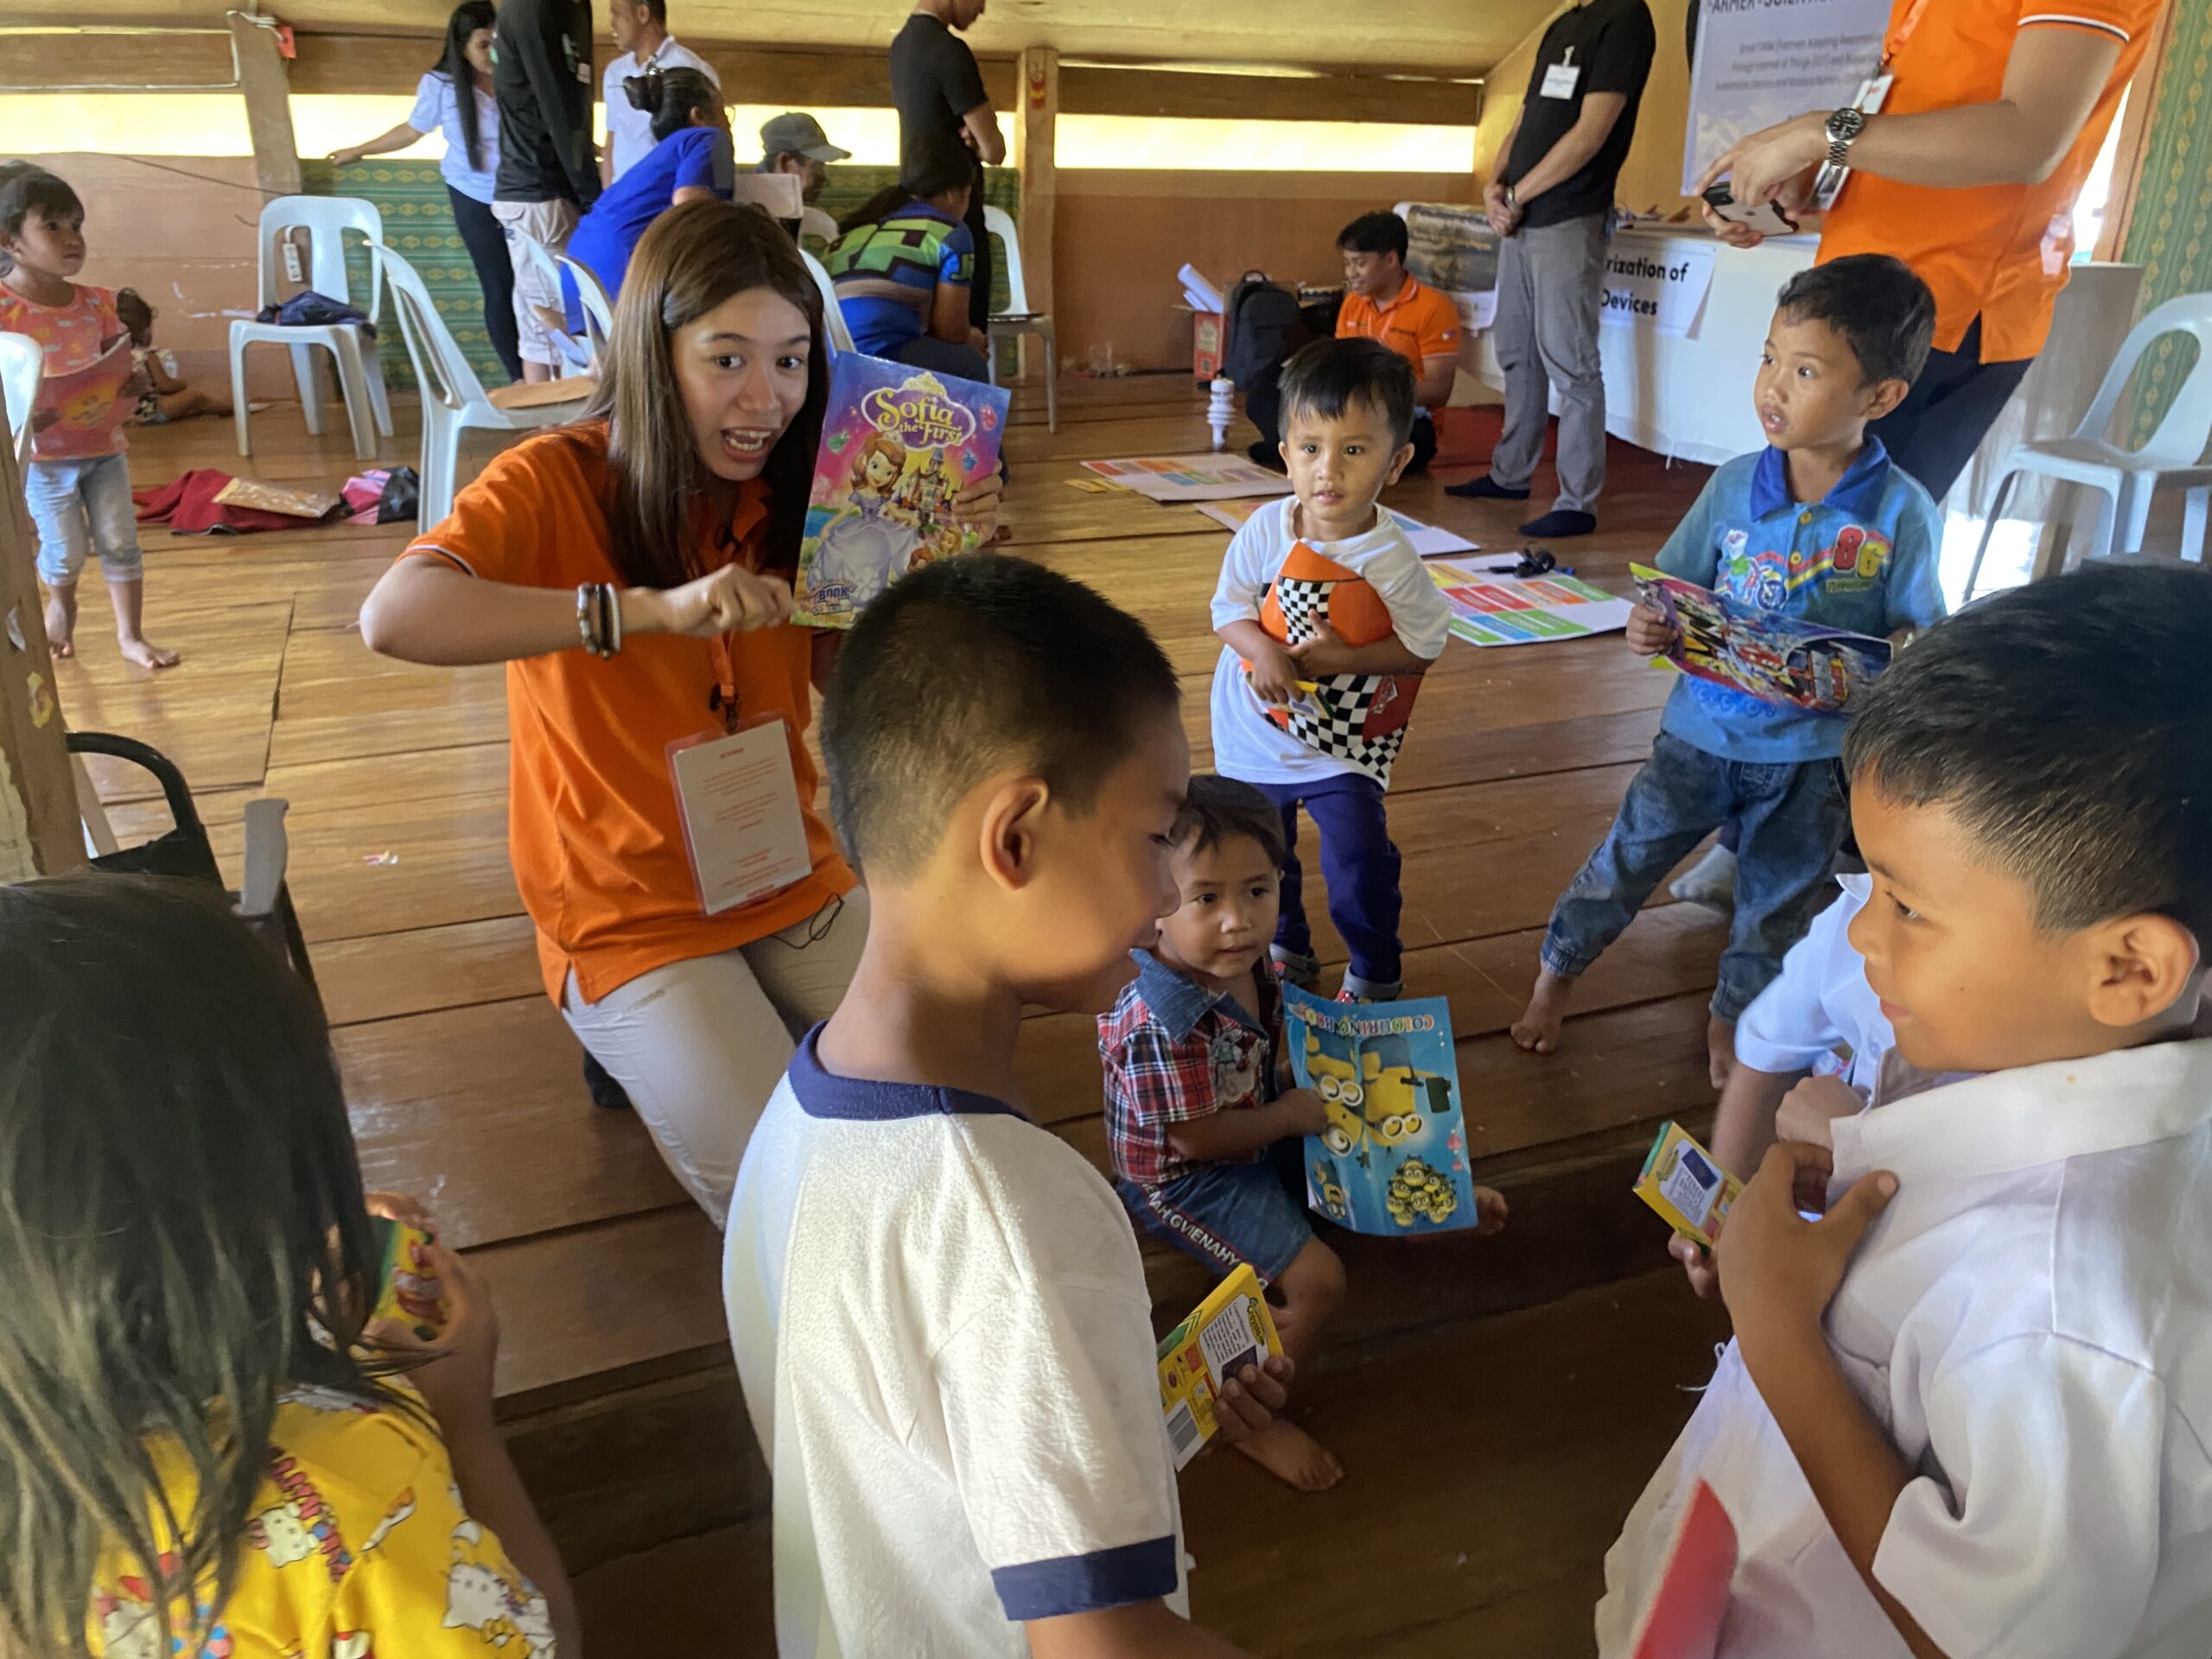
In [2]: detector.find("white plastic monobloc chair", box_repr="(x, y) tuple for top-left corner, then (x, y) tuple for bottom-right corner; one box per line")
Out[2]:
(801, 248), (857, 355)
(1963, 290), (2212, 600)
(0, 330), (40, 470)
(371, 245), (579, 525)
(982, 203), (1058, 433)
(799, 206), (839, 248)
(229, 195), (394, 460)
(512, 231), (594, 378)
(556, 254), (615, 372)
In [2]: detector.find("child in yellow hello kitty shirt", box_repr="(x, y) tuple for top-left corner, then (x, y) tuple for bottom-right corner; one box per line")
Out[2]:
(0, 874), (577, 1659)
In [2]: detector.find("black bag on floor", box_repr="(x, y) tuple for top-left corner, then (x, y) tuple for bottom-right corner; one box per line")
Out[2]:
(1221, 276), (1303, 388)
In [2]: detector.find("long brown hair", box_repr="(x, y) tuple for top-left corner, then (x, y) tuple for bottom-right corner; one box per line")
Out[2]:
(0, 876), (420, 1658)
(582, 200), (829, 587)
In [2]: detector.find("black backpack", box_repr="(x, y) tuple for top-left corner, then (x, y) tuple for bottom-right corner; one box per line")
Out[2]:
(1221, 276), (1303, 386)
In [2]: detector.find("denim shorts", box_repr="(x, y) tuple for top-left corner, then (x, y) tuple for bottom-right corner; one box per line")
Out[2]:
(1117, 1159), (1313, 1285)
(26, 453), (143, 585)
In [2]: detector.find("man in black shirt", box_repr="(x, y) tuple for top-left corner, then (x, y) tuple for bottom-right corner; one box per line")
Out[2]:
(493, 0), (599, 383)
(889, 0), (1004, 336)
(1449, 0), (1656, 537)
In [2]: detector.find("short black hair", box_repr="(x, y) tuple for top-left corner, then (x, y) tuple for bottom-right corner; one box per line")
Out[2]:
(1774, 252), (1936, 387)
(1279, 335), (1417, 447)
(0, 163), (82, 251)
(1173, 774), (1286, 867)
(1337, 210), (1408, 261)
(822, 556), (1182, 880)
(1844, 563), (2212, 945)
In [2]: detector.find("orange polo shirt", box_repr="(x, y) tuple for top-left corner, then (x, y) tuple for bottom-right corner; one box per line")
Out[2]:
(1818, 0), (2165, 363)
(404, 423), (855, 1007)
(1337, 275), (1462, 377)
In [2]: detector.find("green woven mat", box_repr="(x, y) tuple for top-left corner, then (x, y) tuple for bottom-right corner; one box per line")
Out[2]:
(307, 159), (1017, 391)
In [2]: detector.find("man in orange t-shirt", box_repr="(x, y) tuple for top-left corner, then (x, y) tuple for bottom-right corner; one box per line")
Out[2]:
(1699, 0), (2167, 503)
(1331, 211), (1462, 476)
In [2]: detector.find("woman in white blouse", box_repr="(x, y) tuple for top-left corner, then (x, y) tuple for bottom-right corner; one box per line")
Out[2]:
(329, 1), (521, 383)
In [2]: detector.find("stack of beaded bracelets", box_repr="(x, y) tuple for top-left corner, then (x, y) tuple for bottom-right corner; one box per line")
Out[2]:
(575, 582), (624, 658)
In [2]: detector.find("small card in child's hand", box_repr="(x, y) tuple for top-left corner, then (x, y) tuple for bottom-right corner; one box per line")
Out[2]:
(792, 353), (1008, 628)
(1634, 1122), (1744, 1249)
(1155, 1263), (1283, 1470)
(369, 1217), (448, 1342)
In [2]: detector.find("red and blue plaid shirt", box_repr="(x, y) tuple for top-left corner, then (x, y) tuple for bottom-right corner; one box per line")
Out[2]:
(1098, 950), (1282, 1187)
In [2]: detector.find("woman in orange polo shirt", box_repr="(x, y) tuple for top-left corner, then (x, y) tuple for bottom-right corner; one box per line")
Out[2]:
(360, 201), (1001, 1224)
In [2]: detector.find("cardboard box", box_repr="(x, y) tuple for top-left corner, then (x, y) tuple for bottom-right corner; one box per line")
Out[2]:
(1192, 309), (1225, 381)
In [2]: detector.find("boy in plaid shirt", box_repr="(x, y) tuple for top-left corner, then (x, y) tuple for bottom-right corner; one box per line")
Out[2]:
(1100, 776), (1347, 1493)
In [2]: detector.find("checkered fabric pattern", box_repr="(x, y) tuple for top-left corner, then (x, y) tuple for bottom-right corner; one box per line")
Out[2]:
(1284, 674), (1410, 786)
(1272, 575), (1331, 644)
(1098, 969), (1280, 1187)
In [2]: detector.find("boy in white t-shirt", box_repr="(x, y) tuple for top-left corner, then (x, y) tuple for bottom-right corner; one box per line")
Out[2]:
(724, 558), (1288, 1659)
(1211, 337), (1454, 1002)
(1599, 563), (2212, 1659)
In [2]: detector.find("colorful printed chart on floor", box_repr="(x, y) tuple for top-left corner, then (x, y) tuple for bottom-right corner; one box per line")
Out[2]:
(1080, 454), (1297, 502)
(1427, 560), (1635, 646)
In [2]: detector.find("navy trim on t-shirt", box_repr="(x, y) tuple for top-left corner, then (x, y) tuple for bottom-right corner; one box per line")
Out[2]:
(786, 1024), (1026, 1122)
(989, 1535), (1181, 1621)
(1747, 435), (1894, 522)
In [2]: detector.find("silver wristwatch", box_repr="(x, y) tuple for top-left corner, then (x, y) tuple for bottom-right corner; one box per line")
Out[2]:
(1824, 105), (1866, 168)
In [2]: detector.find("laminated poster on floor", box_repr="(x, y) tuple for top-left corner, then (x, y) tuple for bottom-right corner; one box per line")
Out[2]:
(1427, 559), (1636, 647)
(1080, 453), (1297, 502)
(1630, 563), (1891, 717)
(1287, 983), (1483, 1236)
(792, 353), (1009, 628)
(1194, 499), (1479, 559)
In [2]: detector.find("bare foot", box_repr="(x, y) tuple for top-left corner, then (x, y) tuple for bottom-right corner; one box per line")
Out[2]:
(118, 635), (181, 671)
(1707, 1016), (1736, 1092)
(1232, 1418), (1344, 1493)
(1471, 1185), (1510, 1236)
(42, 593), (74, 658)
(1510, 967), (1574, 1055)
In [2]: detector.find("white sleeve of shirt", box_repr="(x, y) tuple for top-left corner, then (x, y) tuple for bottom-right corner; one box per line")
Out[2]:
(1873, 1333), (2166, 1659)
(664, 39), (722, 86)
(935, 1270), (1182, 1622)
(1732, 893), (1854, 1075)
(408, 72), (442, 135)
(1364, 532), (1454, 661)
(1209, 508), (1285, 632)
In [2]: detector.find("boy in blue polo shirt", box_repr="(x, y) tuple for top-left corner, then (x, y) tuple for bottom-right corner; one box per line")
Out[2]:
(1513, 254), (1946, 1090)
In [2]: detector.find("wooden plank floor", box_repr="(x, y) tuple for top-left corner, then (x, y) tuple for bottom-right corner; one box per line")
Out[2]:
(79, 376), (1727, 1653)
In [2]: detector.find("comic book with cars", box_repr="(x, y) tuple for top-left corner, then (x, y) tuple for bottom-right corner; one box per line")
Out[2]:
(792, 353), (1008, 627)
(1286, 983), (1482, 1236)
(1630, 563), (1891, 718)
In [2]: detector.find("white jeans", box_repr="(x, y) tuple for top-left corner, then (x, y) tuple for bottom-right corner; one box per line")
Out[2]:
(561, 889), (868, 1226)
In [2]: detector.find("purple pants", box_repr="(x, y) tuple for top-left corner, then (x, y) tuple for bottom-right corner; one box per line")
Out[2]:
(1253, 775), (1402, 990)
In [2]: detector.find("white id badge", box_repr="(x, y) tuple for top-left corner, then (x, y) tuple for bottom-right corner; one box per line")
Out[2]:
(1811, 74), (1892, 212)
(1541, 60), (1581, 99)
(667, 719), (812, 916)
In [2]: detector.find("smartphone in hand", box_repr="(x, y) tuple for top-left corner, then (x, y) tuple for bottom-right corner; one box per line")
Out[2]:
(1701, 183), (1798, 238)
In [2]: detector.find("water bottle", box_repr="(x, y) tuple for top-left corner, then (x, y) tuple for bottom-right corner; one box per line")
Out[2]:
(1207, 377), (1235, 452)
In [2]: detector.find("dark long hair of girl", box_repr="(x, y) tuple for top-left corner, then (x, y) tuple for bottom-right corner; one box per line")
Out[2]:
(435, 0), (498, 172)
(582, 200), (829, 588)
(626, 65), (724, 145)
(0, 875), (415, 1657)
(840, 130), (979, 236)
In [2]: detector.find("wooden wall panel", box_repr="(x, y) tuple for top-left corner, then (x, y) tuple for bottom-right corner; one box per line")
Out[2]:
(1054, 170), (1481, 373)
(1059, 65), (1479, 126)
(0, 28), (235, 92)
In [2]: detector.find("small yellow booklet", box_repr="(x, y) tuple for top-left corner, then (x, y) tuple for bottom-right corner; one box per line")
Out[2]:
(1156, 1263), (1284, 1470)
(1633, 1122), (1743, 1250)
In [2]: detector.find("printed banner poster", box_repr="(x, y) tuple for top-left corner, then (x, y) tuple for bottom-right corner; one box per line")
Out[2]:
(1683, 0), (1890, 194)
(1393, 199), (1502, 334)
(1287, 984), (1485, 1237)
(1602, 242), (1718, 339)
(1427, 560), (1634, 646)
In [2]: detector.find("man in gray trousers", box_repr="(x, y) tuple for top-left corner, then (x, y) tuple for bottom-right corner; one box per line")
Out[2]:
(1450, 0), (1656, 537)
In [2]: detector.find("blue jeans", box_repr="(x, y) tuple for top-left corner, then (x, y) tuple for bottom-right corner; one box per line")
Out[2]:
(26, 453), (142, 586)
(1117, 1159), (1313, 1286)
(1541, 731), (1847, 1020)
(1254, 775), (1402, 995)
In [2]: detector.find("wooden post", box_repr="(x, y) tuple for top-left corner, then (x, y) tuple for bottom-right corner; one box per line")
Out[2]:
(230, 12), (303, 198)
(1014, 47), (1058, 381)
(0, 443), (86, 880)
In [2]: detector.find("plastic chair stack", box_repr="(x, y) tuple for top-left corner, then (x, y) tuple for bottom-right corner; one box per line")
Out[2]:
(556, 254), (616, 373)
(229, 195), (394, 461)
(982, 203), (1058, 433)
(1964, 290), (2212, 599)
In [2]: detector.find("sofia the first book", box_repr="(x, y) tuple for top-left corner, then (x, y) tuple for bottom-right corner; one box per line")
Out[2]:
(792, 353), (1009, 628)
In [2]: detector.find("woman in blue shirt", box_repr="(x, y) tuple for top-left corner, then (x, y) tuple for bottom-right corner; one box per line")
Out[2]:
(329, 2), (519, 383)
(825, 133), (989, 381)
(563, 68), (735, 333)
